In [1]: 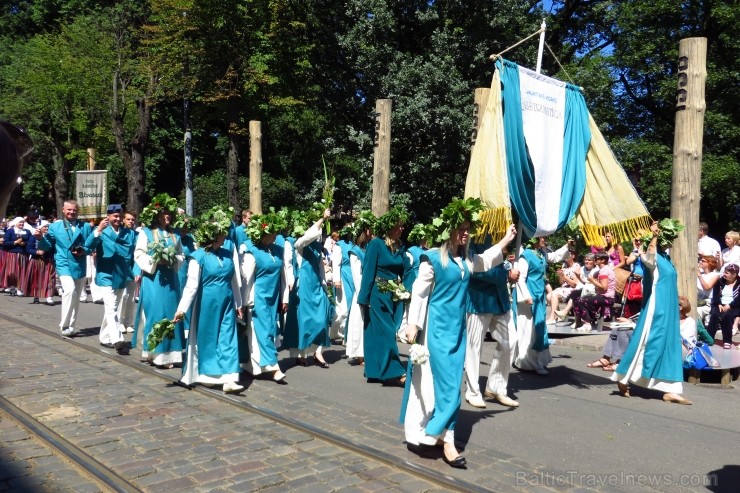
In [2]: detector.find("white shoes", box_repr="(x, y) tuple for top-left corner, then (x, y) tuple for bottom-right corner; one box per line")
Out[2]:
(484, 390), (519, 408)
(578, 323), (593, 332)
(45, 297), (55, 305)
(536, 368), (549, 375)
(465, 395), (487, 408)
(222, 381), (245, 394)
(546, 319), (556, 325)
(61, 327), (76, 337)
(125, 326), (134, 334)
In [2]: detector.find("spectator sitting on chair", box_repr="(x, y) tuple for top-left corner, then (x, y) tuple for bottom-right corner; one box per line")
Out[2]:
(546, 249), (580, 324)
(572, 252), (615, 331)
(696, 255), (721, 325)
(706, 263), (740, 350)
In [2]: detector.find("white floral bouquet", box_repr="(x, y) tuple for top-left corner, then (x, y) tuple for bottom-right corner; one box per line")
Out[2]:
(148, 241), (177, 267)
(377, 278), (411, 303)
(408, 343), (430, 366)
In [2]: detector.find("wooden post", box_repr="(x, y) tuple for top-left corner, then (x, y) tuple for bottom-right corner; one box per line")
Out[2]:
(86, 148), (96, 170)
(249, 121), (263, 215)
(669, 38), (707, 317)
(372, 99), (391, 216)
(471, 88), (490, 146)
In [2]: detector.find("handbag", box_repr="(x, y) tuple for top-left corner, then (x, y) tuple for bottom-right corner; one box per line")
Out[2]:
(625, 277), (643, 301)
(581, 283), (597, 297)
(682, 339), (718, 370)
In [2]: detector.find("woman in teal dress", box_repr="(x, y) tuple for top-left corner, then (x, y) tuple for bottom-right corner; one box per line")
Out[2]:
(403, 198), (517, 468)
(176, 216), (197, 332)
(174, 206), (244, 394)
(611, 220), (691, 404)
(344, 212), (376, 364)
(283, 208), (333, 367)
(513, 236), (572, 375)
(357, 207), (410, 385)
(133, 194), (185, 368)
(240, 211), (289, 383)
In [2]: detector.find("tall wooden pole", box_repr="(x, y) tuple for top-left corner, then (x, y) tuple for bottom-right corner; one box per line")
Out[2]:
(86, 148), (96, 170)
(372, 99), (392, 216)
(249, 120), (263, 215)
(669, 37), (707, 316)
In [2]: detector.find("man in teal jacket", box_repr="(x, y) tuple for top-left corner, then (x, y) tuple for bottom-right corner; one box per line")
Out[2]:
(85, 204), (136, 355)
(35, 200), (93, 336)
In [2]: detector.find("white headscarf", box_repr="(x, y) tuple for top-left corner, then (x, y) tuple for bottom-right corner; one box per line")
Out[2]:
(11, 217), (26, 234)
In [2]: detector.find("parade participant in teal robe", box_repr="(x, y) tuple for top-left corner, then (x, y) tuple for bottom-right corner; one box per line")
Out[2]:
(175, 206), (244, 394)
(357, 207), (410, 385)
(283, 209), (333, 367)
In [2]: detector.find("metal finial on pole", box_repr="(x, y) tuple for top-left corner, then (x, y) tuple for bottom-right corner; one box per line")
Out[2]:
(536, 19), (546, 74)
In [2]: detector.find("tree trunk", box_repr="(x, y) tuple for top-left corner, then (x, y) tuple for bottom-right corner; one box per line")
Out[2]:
(111, 72), (153, 213)
(51, 140), (70, 218)
(226, 97), (240, 211)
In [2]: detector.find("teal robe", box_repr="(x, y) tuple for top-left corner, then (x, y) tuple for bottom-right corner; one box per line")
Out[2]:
(39, 219), (93, 278)
(84, 226), (136, 289)
(246, 243), (283, 367)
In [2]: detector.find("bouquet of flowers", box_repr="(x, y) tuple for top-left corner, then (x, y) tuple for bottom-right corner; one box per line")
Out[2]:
(146, 318), (176, 352)
(148, 241), (177, 267)
(408, 343), (430, 366)
(377, 278), (411, 303)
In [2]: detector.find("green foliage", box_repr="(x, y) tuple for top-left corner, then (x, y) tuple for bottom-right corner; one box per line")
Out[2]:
(146, 318), (176, 352)
(194, 205), (234, 247)
(640, 218), (685, 249)
(375, 206), (410, 238)
(431, 197), (485, 244)
(140, 193), (180, 227)
(246, 209), (287, 244)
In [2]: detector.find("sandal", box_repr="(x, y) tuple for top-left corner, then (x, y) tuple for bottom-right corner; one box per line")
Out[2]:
(723, 343), (732, 350)
(586, 358), (610, 368)
(602, 363), (618, 372)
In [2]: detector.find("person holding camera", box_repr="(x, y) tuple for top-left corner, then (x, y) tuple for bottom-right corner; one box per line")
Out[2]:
(35, 200), (93, 336)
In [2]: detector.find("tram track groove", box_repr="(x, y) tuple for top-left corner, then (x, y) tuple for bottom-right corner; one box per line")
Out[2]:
(1, 312), (493, 493)
(0, 394), (142, 493)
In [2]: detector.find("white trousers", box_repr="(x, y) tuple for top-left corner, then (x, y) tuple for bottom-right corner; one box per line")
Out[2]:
(98, 286), (124, 345)
(329, 285), (348, 340)
(119, 279), (137, 327)
(59, 276), (86, 330)
(465, 311), (516, 398)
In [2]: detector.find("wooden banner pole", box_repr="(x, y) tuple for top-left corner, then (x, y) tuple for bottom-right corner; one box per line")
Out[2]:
(372, 99), (392, 217)
(249, 121), (263, 215)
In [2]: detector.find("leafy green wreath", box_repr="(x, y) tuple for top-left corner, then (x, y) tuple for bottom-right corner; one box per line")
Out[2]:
(246, 209), (288, 244)
(374, 206), (409, 238)
(139, 193), (179, 227)
(640, 218), (684, 249)
(193, 205), (235, 247)
(431, 197), (485, 244)
(407, 222), (434, 244)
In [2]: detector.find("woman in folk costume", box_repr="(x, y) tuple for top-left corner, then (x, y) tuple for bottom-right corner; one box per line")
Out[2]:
(24, 223), (56, 305)
(357, 206), (410, 386)
(174, 206), (244, 394)
(402, 198), (516, 468)
(3, 217), (31, 296)
(283, 208), (333, 368)
(240, 210), (289, 384)
(133, 194), (185, 368)
(344, 212), (376, 365)
(611, 220), (691, 405)
(513, 236), (574, 375)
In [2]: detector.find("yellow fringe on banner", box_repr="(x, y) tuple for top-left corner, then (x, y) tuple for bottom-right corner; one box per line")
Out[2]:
(576, 113), (652, 247)
(473, 207), (513, 242)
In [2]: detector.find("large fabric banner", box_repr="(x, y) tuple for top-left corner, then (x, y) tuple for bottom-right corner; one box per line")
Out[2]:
(500, 59), (590, 238)
(74, 170), (108, 219)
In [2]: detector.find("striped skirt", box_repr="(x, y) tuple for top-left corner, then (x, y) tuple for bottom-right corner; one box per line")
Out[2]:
(0, 250), (6, 288)
(22, 257), (55, 298)
(2, 252), (29, 292)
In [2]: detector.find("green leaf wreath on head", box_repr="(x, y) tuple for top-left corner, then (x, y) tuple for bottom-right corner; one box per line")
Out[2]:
(640, 218), (684, 249)
(139, 193), (179, 228)
(374, 206), (410, 238)
(342, 210), (376, 240)
(246, 209), (288, 244)
(431, 197), (485, 244)
(407, 223), (434, 244)
(193, 205), (234, 248)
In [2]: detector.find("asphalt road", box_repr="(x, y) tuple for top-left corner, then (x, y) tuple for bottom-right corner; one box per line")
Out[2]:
(2, 292), (738, 492)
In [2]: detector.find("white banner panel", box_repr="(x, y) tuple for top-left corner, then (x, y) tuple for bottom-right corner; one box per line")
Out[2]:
(74, 170), (108, 219)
